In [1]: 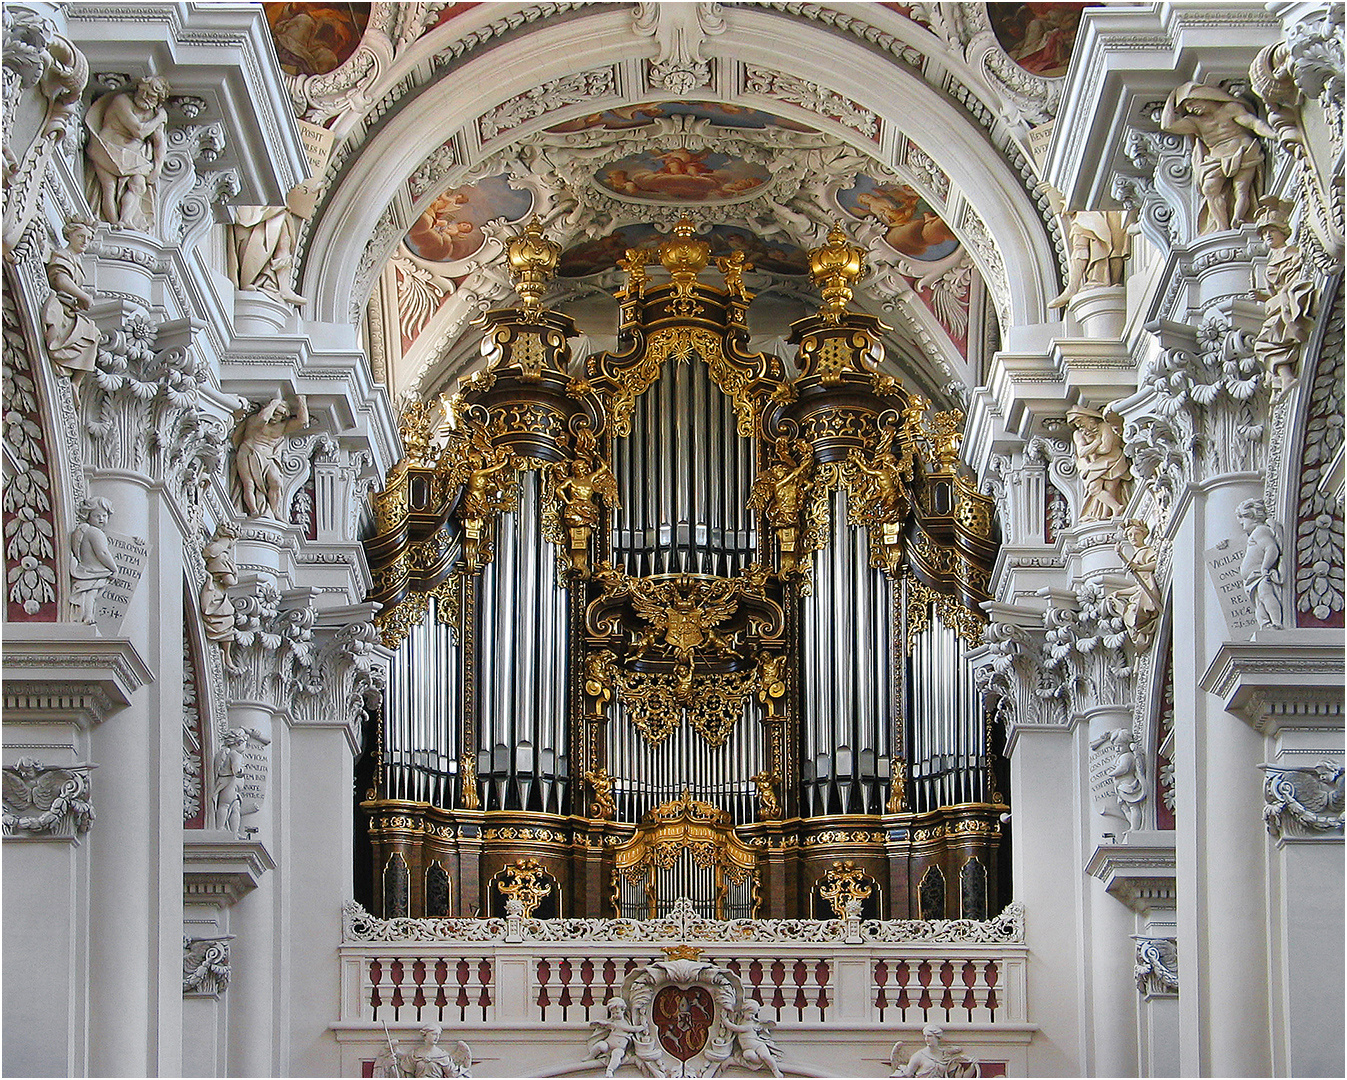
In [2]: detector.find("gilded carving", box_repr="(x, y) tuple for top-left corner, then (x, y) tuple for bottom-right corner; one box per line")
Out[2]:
(496, 858), (552, 918)
(585, 767), (616, 820)
(818, 859), (873, 918)
(748, 437), (813, 574)
(750, 769), (782, 820)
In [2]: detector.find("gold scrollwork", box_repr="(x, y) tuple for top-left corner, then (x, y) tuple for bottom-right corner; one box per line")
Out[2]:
(905, 576), (985, 649)
(584, 767), (617, 820)
(819, 859), (874, 917)
(496, 858), (552, 917)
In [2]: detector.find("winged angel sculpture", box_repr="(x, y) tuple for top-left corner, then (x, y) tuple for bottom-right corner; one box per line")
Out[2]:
(373, 1024), (472, 1078)
(2, 759), (95, 835)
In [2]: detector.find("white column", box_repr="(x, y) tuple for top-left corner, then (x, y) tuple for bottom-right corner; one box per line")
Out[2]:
(85, 475), (187, 1077)
(1169, 473), (1271, 1076)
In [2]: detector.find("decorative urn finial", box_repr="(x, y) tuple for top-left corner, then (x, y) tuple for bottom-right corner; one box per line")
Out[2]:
(507, 217), (560, 315)
(659, 217), (711, 289)
(809, 222), (866, 322)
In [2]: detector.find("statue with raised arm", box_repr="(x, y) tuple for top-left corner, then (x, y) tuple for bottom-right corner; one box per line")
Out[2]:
(232, 393), (309, 520)
(69, 496), (117, 624)
(1161, 81), (1277, 233)
(1111, 519), (1162, 648)
(42, 219), (99, 399)
(748, 438), (812, 573)
(84, 76), (171, 230)
(1237, 497), (1283, 629)
(554, 444), (619, 576)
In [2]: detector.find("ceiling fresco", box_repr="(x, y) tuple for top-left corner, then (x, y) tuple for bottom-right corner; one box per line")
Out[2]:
(987, 2), (1091, 79)
(263, 2), (370, 77)
(596, 149), (771, 203)
(404, 174), (533, 264)
(838, 177), (960, 263)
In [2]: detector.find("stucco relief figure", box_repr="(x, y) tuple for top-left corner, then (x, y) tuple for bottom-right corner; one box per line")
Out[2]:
(1099, 728), (1147, 832)
(1161, 81), (1278, 234)
(41, 219), (99, 399)
(1253, 199), (1316, 395)
(1111, 519), (1162, 648)
(1048, 210), (1130, 309)
(199, 523), (240, 672)
(69, 496), (117, 624)
(232, 393), (310, 519)
(84, 76), (171, 231)
(228, 181), (322, 306)
(587, 1000), (645, 1077)
(1237, 498), (1284, 629)
(724, 1002), (783, 1077)
(891, 1025), (980, 1077)
(1066, 406), (1131, 520)
(211, 726), (269, 835)
(374, 1024), (472, 1078)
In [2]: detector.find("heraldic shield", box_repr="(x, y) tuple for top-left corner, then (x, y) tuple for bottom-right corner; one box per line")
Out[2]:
(584, 942), (784, 1077)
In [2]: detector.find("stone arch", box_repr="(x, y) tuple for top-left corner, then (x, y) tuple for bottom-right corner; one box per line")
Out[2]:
(300, 6), (1060, 351)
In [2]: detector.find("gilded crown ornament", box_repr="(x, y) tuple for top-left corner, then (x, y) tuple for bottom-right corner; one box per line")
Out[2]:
(809, 222), (866, 322)
(507, 217), (560, 315)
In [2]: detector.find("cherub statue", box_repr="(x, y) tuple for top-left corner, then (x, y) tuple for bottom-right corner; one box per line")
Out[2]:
(1067, 406), (1130, 520)
(232, 393), (310, 520)
(42, 218), (99, 399)
(724, 1002), (783, 1077)
(891, 1025), (980, 1077)
(1096, 728), (1147, 833)
(750, 768), (782, 820)
(69, 497), (117, 624)
(587, 1000), (645, 1077)
(1237, 498), (1283, 628)
(585, 767), (617, 820)
(1161, 81), (1278, 233)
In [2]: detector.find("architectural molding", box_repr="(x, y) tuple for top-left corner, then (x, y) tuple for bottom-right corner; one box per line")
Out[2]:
(1, 758), (96, 840)
(1085, 835), (1178, 914)
(1133, 936), (1179, 998)
(1257, 762), (1344, 842)
(1200, 635), (1345, 734)
(2, 626), (152, 728)
(183, 832), (275, 906)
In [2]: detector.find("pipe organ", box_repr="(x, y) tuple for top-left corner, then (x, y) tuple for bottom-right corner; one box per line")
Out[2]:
(362, 219), (1004, 922)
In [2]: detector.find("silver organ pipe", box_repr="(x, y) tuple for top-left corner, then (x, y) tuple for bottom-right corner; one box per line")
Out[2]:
(383, 590), (463, 805)
(905, 612), (985, 813)
(606, 699), (765, 824)
(474, 469), (570, 812)
(800, 488), (894, 816)
(610, 357), (755, 577)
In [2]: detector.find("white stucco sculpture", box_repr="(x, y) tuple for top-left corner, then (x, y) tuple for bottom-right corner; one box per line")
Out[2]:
(84, 75), (171, 231)
(41, 218), (99, 398)
(1066, 406), (1131, 520)
(1237, 498), (1284, 629)
(1111, 519), (1162, 648)
(587, 1000), (645, 1077)
(374, 1023), (473, 1078)
(231, 393), (309, 519)
(1105, 728), (1147, 832)
(1253, 198), (1316, 394)
(890, 1025), (980, 1077)
(199, 522), (240, 672)
(724, 1001), (784, 1077)
(228, 181), (322, 306)
(211, 726), (268, 835)
(1160, 81), (1277, 234)
(69, 496), (116, 624)
(1048, 210), (1130, 309)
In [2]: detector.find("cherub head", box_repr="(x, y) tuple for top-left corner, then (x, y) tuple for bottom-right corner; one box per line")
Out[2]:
(77, 496), (114, 527)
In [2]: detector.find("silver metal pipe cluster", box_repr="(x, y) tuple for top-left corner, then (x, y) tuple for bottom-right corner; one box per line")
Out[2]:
(385, 592), (462, 804)
(800, 488), (894, 815)
(610, 356), (756, 576)
(905, 616), (985, 812)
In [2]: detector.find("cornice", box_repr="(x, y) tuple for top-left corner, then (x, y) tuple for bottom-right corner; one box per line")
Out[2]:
(183, 833), (276, 906)
(1085, 834), (1178, 914)
(3, 628), (153, 728)
(1201, 635), (1345, 734)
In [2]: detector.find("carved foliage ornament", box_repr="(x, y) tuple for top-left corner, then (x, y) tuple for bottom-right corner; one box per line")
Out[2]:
(497, 858), (552, 918)
(819, 860), (873, 918)
(1133, 937), (1178, 998)
(182, 937), (230, 996)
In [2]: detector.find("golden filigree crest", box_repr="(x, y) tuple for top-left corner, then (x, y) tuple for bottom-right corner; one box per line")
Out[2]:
(496, 858), (552, 918)
(818, 859), (874, 917)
